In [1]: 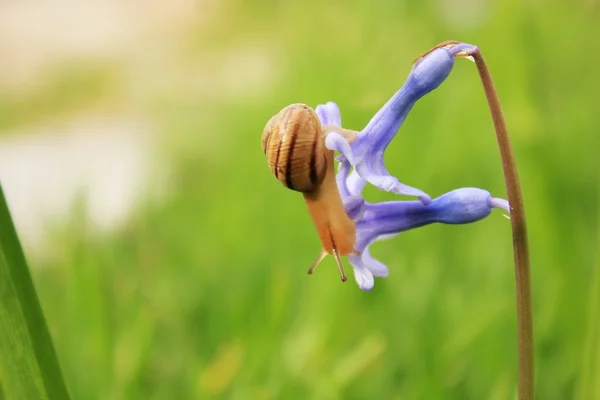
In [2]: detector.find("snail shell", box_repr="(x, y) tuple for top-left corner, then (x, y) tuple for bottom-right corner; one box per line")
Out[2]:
(261, 104), (327, 193)
(261, 103), (359, 282)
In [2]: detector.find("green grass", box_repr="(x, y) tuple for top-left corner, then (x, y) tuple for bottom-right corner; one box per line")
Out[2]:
(2, 0), (599, 398)
(0, 186), (70, 399)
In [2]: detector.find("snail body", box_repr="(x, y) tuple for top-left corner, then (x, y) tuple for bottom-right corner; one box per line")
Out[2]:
(262, 104), (358, 281)
(303, 149), (357, 257)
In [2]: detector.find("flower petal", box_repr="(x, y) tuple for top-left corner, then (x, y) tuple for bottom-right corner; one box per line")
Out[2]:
(430, 188), (499, 224)
(356, 164), (432, 204)
(347, 253), (375, 291)
(346, 168), (367, 197)
(325, 132), (357, 165)
(361, 246), (389, 277)
(347, 188), (507, 291)
(316, 102), (342, 127)
(335, 158), (365, 220)
(489, 197), (510, 214)
(447, 42), (478, 58)
(335, 158), (353, 199)
(336, 158), (367, 201)
(343, 195), (365, 222)
(355, 188), (506, 251)
(344, 48), (458, 203)
(408, 48), (455, 94)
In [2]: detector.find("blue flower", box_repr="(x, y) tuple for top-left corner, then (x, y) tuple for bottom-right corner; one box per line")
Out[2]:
(343, 170), (508, 290)
(315, 43), (509, 290)
(333, 152), (508, 290)
(324, 44), (476, 205)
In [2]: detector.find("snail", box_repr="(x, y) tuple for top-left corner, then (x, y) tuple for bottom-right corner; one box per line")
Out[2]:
(261, 103), (359, 282)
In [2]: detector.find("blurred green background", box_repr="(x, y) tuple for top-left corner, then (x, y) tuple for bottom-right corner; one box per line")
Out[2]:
(1, 0), (599, 398)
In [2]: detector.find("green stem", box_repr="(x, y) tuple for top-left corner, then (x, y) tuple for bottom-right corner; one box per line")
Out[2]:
(467, 47), (534, 400)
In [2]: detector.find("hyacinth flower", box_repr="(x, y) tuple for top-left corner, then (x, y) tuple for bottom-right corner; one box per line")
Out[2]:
(327, 151), (510, 291)
(324, 43), (476, 205)
(321, 102), (510, 291)
(264, 42), (513, 289)
(262, 41), (533, 399)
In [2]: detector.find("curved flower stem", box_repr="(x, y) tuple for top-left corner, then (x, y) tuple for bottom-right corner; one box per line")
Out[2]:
(466, 47), (534, 399)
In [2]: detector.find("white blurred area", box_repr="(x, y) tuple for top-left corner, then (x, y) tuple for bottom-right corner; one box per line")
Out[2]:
(0, 0), (279, 249)
(0, 0), (201, 86)
(0, 118), (155, 245)
(0, 0), (200, 248)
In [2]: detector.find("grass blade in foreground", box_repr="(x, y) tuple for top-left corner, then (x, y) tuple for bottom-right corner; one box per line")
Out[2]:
(0, 185), (70, 399)
(578, 181), (600, 399)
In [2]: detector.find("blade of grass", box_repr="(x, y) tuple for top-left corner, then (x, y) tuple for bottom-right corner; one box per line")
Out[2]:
(0, 184), (70, 399)
(578, 176), (600, 399)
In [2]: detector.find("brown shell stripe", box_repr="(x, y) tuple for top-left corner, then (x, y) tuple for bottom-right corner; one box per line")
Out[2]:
(272, 106), (295, 182)
(309, 120), (320, 186)
(285, 120), (300, 190)
(284, 106), (309, 190)
(262, 118), (274, 154)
